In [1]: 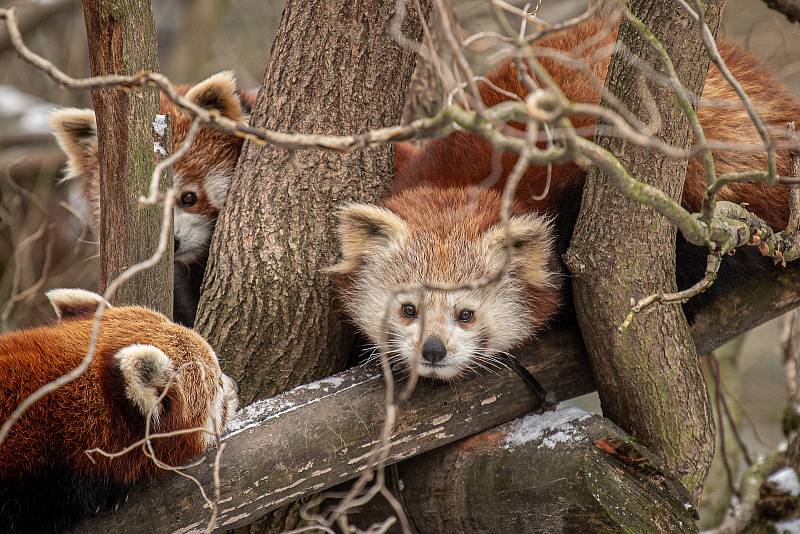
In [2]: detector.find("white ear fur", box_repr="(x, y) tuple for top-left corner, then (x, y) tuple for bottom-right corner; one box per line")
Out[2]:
(46, 288), (108, 321)
(115, 344), (174, 421)
(185, 71), (244, 120)
(49, 108), (97, 174)
(481, 214), (555, 288)
(325, 203), (407, 275)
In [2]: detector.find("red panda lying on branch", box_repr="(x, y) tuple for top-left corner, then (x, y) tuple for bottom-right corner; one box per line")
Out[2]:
(50, 72), (255, 327)
(0, 289), (238, 533)
(329, 18), (800, 381)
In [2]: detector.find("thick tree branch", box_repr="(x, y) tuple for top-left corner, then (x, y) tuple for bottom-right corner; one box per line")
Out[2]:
(75, 260), (800, 533)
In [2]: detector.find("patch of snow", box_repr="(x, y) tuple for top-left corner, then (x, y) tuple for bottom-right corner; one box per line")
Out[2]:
(19, 104), (52, 133)
(0, 85), (41, 115)
(769, 467), (800, 496)
(152, 114), (167, 136)
(504, 405), (590, 450)
(775, 519), (800, 534)
(0, 86), (52, 133)
(298, 375), (346, 391)
(223, 397), (297, 436)
(153, 141), (167, 155)
(432, 414), (452, 425)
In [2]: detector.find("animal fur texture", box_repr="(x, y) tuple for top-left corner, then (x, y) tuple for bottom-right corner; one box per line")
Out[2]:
(50, 72), (255, 327)
(0, 289), (238, 533)
(329, 17), (800, 380)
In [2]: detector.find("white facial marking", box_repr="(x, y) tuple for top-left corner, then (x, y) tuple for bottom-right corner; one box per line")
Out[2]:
(174, 208), (214, 264)
(202, 165), (232, 211)
(348, 254), (538, 381)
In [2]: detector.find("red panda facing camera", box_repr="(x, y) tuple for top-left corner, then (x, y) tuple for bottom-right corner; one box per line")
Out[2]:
(50, 72), (255, 327)
(0, 289), (238, 533)
(329, 17), (800, 381)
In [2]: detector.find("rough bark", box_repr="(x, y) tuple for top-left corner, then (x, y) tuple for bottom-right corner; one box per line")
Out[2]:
(82, 0), (173, 316)
(401, 7), (443, 124)
(75, 260), (800, 533)
(195, 0), (427, 404)
(564, 1), (723, 497)
(355, 414), (698, 534)
(193, 0), (428, 531)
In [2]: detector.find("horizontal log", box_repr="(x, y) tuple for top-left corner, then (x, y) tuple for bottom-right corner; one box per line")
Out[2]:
(354, 409), (698, 533)
(76, 260), (800, 533)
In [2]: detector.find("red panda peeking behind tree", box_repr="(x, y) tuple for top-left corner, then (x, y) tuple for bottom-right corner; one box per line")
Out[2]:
(49, 72), (255, 327)
(328, 17), (800, 381)
(0, 289), (238, 533)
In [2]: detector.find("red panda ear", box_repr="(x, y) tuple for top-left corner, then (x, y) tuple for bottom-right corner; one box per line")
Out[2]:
(115, 344), (174, 421)
(185, 71), (244, 121)
(49, 108), (97, 176)
(325, 203), (408, 275)
(46, 288), (109, 321)
(481, 214), (556, 289)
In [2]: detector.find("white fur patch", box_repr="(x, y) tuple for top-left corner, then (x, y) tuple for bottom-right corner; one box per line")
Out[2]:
(46, 288), (108, 319)
(202, 372), (239, 446)
(115, 344), (173, 422)
(202, 166), (232, 210)
(174, 209), (214, 264)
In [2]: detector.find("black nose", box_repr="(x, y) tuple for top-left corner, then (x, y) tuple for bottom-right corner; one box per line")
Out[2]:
(421, 336), (447, 364)
(174, 238), (181, 253)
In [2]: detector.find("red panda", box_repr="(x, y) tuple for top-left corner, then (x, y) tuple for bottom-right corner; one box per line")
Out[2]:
(0, 289), (238, 533)
(328, 17), (800, 381)
(50, 72), (256, 327)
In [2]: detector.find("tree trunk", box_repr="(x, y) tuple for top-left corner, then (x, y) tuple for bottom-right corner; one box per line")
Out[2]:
(564, 1), (723, 498)
(82, 0), (173, 316)
(194, 0), (428, 530)
(355, 413), (698, 533)
(74, 261), (800, 533)
(195, 0), (427, 404)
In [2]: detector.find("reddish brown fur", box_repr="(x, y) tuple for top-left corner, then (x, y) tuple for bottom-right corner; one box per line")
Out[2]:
(53, 76), (255, 232)
(393, 18), (799, 231)
(0, 305), (218, 484)
(381, 186), (561, 330)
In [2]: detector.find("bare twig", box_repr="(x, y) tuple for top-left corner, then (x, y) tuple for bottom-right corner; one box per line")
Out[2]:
(708, 354), (741, 499)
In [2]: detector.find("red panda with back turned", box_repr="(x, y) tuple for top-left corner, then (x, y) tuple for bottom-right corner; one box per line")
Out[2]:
(329, 17), (800, 380)
(50, 72), (255, 327)
(0, 289), (238, 533)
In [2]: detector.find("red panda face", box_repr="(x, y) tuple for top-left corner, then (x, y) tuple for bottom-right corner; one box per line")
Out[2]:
(327, 188), (559, 380)
(49, 72), (251, 265)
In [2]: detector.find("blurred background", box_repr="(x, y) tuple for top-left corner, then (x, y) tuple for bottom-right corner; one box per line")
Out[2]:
(0, 0), (798, 527)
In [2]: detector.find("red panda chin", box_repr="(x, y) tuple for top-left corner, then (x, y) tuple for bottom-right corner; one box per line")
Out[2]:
(0, 289), (238, 533)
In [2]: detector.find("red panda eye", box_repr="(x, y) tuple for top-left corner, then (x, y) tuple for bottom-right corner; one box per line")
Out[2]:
(179, 191), (198, 208)
(457, 310), (475, 323)
(401, 304), (417, 319)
